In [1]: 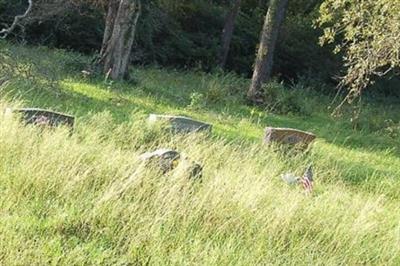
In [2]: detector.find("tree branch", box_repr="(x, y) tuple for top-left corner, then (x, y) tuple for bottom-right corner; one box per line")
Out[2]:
(0, 0), (33, 39)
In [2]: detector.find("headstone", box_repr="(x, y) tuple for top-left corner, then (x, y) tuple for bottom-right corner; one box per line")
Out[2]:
(139, 149), (181, 173)
(139, 148), (203, 179)
(4, 108), (75, 129)
(264, 127), (316, 149)
(148, 114), (212, 134)
(187, 162), (203, 180)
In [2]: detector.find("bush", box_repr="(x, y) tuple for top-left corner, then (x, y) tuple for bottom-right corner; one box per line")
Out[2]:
(261, 81), (319, 116)
(188, 92), (206, 110)
(202, 72), (247, 105)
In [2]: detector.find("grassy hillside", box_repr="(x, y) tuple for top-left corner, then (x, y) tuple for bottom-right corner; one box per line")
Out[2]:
(1, 42), (400, 265)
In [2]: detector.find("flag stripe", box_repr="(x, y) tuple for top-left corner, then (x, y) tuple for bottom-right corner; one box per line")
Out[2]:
(301, 166), (313, 193)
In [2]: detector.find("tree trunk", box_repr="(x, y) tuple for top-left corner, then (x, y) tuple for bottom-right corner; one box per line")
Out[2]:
(247, 0), (288, 103)
(218, 0), (241, 69)
(100, 0), (119, 57)
(100, 0), (141, 80)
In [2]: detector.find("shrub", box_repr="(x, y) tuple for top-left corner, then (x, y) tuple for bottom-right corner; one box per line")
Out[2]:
(261, 81), (317, 116)
(188, 91), (206, 110)
(382, 119), (400, 139)
(203, 72), (246, 105)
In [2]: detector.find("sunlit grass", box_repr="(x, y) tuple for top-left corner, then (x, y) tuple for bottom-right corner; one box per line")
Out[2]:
(1, 42), (400, 264)
(1, 109), (399, 264)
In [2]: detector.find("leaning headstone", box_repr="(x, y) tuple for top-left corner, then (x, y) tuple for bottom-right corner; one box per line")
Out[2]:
(4, 108), (75, 129)
(264, 127), (316, 149)
(187, 162), (203, 180)
(139, 148), (203, 179)
(139, 149), (181, 173)
(148, 114), (212, 134)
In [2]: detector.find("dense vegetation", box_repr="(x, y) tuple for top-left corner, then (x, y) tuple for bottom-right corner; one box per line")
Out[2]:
(318, 0), (400, 103)
(1, 42), (400, 265)
(0, 0), (338, 80)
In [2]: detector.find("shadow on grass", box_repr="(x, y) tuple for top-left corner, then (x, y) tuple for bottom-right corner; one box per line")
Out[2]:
(3, 73), (400, 197)
(3, 73), (399, 157)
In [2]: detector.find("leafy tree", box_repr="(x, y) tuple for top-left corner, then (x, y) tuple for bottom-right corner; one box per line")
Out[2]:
(317, 0), (400, 105)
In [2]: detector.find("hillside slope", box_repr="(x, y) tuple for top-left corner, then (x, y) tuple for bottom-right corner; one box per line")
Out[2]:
(1, 43), (400, 265)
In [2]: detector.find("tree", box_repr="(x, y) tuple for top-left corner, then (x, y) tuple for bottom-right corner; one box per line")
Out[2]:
(0, 0), (33, 39)
(0, 0), (142, 81)
(218, 0), (241, 69)
(99, 0), (142, 80)
(317, 0), (400, 106)
(247, 0), (288, 103)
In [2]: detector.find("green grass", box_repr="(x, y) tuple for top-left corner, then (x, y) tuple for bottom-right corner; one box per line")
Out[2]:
(1, 42), (400, 265)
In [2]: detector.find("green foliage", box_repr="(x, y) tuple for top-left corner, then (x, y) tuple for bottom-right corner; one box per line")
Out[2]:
(203, 72), (246, 104)
(261, 81), (324, 116)
(382, 120), (400, 139)
(0, 0), (339, 84)
(0, 1), (103, 52)
(276, 13), (339, 82)
(188, 92), (206, 109)
(317, 0), (400, 103)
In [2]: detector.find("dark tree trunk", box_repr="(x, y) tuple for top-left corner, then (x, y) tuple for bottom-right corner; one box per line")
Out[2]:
(100, 0), (141, 80)
(247, 0), (288, 103)
(218, 0), (241, 69)
(100, 0), (119, 57)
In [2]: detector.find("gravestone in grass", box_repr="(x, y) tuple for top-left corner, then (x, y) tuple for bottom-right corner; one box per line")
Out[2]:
(264, 127), (316, 150)
(4, 108), (75, 129)
(187, 162), (203, 180)
(140, 149), (181, 173)
(139, 148), (203, 180)
(148, 114), (212, 134)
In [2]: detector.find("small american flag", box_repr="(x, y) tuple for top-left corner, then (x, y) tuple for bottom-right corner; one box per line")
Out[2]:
(300, 165), (313, 193)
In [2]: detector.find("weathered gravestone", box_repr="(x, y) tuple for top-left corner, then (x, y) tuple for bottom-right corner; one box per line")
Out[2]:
(148, 114), (212, 134)
(264, 127), (316, 150)
(140, 149), (181, 173)
(4, 108), (75, 129)
(139, 148), (203, 179)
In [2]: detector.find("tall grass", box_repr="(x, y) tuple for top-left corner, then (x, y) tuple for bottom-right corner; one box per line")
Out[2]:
(1, 42), (400, 264)
(1, 101), (399, 265)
